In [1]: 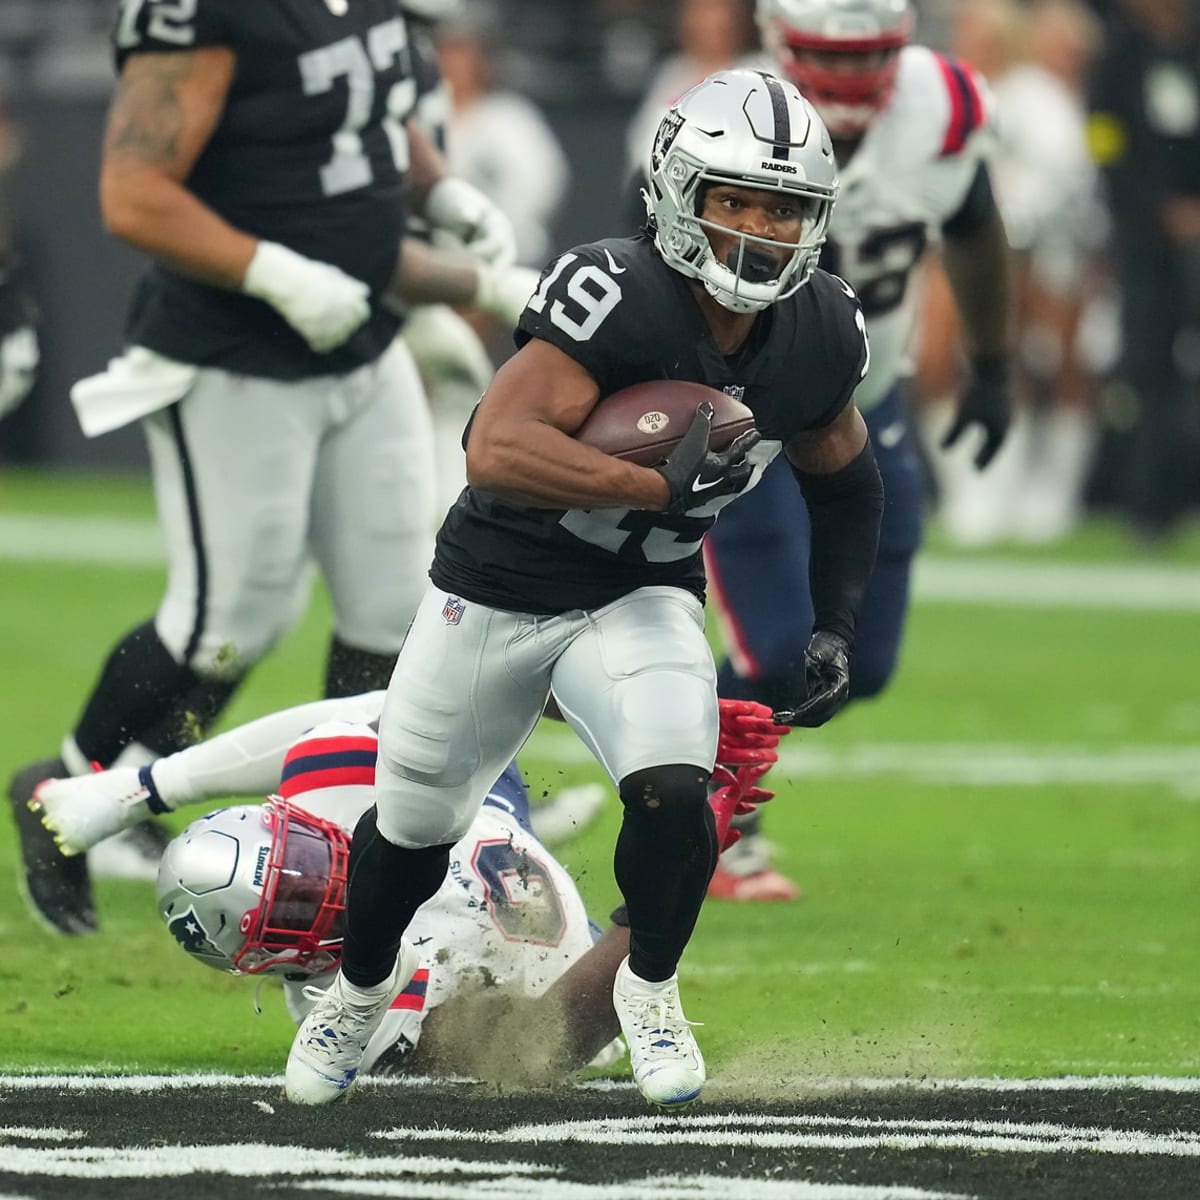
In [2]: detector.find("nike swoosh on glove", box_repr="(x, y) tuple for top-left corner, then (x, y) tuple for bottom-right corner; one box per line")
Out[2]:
(655, 402), (760, 515)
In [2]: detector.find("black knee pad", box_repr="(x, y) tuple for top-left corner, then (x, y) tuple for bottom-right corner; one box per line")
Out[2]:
(618, 764), (709, 815)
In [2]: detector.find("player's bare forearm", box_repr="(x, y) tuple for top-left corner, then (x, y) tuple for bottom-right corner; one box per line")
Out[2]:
(100, 49), (257, 288)
(386, 238), (481, 308)
(466, 342), (672, 511)
(784, 398), (869, 476)
(403, 121), (448, 216)
(941, 197), (1013, 359)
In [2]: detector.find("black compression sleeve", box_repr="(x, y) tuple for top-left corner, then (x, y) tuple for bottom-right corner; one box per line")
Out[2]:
(791, 438), (885, 646)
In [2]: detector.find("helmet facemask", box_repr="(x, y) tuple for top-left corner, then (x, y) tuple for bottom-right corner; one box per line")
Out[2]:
(646, 70), (838, 314)
(232, 800), (349, 975)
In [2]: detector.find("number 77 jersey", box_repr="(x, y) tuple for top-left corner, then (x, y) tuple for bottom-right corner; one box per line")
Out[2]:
(430, 234), (869, 616)
(810, 44), (996, 413)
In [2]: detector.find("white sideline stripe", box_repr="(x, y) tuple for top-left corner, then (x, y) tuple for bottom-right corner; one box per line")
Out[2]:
(290, 1179), (968, 1199)
(0, 1127), (82, 1141)
(4, 511), (1200, 612)
(3, 1073), (1200, 1093)
(0, 1146), (549, 1180)
(375, 1112), (1200, 1158)
(525, 733), (1200, 795)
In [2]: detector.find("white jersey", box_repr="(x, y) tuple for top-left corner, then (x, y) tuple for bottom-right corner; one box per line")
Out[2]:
(278, 725), (596, 1071)
(755, 47), (995, 411)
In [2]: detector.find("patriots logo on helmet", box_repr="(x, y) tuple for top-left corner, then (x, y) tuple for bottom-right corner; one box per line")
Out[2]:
(167, 906), (222, 958)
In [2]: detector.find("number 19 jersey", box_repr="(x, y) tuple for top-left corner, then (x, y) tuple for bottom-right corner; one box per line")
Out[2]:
(431, 235), (868, 615)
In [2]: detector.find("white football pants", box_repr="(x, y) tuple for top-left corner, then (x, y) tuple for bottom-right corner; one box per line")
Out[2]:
(374, 583), (719, 848)
(144, 340), (435, 676)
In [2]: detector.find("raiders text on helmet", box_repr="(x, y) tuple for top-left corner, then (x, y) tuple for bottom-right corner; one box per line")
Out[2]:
(757, 0), (914, 137)
(646, 68), (838, 314)
(156, 800), (349, 977)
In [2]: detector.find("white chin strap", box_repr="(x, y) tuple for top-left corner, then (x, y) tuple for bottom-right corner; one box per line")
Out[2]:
(702, 266), (776, 314)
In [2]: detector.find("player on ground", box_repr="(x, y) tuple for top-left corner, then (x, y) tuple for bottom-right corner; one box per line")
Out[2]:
(7, 0), (521, 935)
(701, 0), (1015, 899)
(32, 696), (784, 1081)
(275, 69), (882, 1111)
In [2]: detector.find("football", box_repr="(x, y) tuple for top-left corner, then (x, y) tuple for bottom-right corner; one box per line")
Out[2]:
(574, 380), (756, 468)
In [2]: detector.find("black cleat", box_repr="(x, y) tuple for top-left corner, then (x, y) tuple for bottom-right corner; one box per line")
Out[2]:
(8, 757), (98, 935)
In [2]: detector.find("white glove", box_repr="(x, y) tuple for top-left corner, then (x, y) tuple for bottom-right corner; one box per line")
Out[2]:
(32, 767), (153, 856)
(425, 177), (517, 268)
(242, 241), (371, 353)
(0, 324), (39, 419)
(473, 263), (541, 326)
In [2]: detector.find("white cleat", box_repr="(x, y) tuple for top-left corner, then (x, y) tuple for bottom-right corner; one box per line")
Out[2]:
(612, 956), (705, 1109)
(32, 768), (152, 856)
(285, 941), (420, 1105)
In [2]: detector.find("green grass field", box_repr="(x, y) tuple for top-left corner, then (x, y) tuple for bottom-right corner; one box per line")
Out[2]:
(2, 469), (1199, 1082)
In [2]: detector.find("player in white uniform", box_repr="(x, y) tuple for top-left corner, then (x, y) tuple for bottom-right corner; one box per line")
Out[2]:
(703, 0), (1015, 900)
(30, 692), (784, 1079)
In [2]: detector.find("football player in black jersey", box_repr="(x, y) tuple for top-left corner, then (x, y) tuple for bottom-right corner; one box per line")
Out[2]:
(283, 68), (884, 1111)
(7, 0), (523, 936)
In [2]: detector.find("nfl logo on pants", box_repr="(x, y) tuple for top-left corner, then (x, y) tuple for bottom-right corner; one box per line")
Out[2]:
(441, 596), (466, 626)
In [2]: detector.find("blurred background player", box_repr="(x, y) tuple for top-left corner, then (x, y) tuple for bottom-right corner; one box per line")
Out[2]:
(7, 0), (519, 937)
(1084, 0), (1200, 545)
(0, 95), (39, 433)
(405, 1), (570, 515)
(697, 0), (1014, 899)
(31, 694), (784, 1082)
(915, 0), (1107, 545)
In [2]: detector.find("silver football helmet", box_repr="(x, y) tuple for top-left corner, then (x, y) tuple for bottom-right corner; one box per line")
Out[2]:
(646, 68), (838, 314)
(757, 0), (913, 136)
(156, 800), (349, 977)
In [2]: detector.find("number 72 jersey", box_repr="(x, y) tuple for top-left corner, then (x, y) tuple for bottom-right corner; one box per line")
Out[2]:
(112, 0), (420, 377)
(430, 234), (869, 616)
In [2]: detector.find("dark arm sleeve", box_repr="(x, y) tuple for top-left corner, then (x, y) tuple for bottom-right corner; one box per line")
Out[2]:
(791, 437), (884, 646)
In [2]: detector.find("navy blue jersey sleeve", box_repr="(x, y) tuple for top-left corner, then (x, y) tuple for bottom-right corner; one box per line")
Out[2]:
(113, 0), (234, 65)
(516, 242), (652, 397)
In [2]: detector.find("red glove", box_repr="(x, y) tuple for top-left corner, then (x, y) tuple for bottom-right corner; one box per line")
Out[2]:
(709, 761), (777, 853)
(717, 698), (791, 768)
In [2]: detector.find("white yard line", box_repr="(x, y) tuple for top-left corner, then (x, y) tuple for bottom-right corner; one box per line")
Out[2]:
(4, 512), (1200, 611)
(525, 731), (1200, 796)
(3, 1073), (1199, 1092)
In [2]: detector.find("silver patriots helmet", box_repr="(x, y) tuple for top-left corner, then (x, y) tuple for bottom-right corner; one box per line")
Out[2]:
(757, 0), (913, 136)
(646, 68), (838, 314)
(155, 799), (349, 977)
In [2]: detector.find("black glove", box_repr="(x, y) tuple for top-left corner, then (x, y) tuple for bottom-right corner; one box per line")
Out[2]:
(940, 353), (1012, 470)
(655, 401), (760, 514)
(771, 630), (851, 728)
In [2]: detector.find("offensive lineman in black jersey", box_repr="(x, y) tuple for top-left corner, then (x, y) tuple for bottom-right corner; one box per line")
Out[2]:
(284, 68), (884, 1110)
(7, 0), (525, 935)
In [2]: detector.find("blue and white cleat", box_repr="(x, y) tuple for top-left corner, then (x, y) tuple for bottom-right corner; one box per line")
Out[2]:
(284, 941), (419, 1105)
(612, 956), (706, 1109)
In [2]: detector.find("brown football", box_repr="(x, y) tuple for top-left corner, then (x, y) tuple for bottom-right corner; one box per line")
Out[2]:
(574, 380), (756, 468)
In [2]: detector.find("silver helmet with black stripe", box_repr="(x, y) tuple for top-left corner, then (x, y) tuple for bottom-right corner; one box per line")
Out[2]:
(645, 68), (838, 314)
